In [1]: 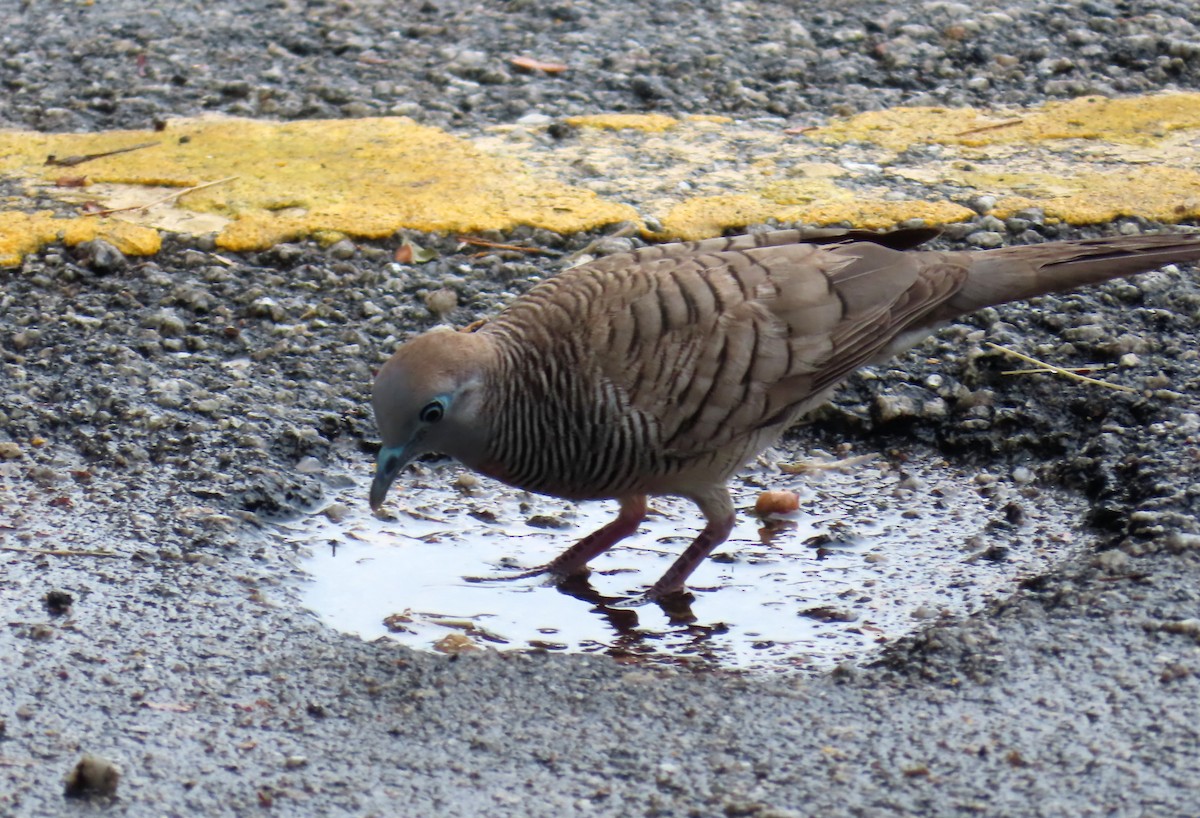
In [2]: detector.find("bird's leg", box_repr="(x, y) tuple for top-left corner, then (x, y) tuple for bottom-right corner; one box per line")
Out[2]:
(468, 494), (647, 584)
(541, 493), (648, 579)
(627, 487), (736, 604)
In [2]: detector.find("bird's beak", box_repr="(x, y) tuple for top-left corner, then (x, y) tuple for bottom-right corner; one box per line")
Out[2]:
(369, 445), (414, 510)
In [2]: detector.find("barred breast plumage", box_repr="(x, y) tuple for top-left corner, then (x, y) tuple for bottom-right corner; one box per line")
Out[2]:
(369, 226), (1200, 604)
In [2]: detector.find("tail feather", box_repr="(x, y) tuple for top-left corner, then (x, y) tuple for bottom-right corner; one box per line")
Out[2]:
(944, 234), (1200, 316)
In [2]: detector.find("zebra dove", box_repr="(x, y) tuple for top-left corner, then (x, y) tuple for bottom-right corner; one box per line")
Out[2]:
(370, 227), (1200, 602)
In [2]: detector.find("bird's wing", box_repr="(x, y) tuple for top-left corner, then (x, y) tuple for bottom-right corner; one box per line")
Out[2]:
(587, 240), (968, 457)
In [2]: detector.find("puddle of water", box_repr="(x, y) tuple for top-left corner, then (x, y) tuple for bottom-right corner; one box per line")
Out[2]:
(283, 449), (1087, 672)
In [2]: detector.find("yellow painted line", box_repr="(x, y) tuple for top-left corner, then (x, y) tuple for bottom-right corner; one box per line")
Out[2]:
(813, 93), (1200, 149)
(0, 117), (638, 266)
(563, 113), (683, 132)
(0, 91), (1198, 266)
(487, 90), (1200, 239)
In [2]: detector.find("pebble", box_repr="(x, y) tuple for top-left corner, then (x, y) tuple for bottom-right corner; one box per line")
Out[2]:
(424, 288), (458, 317)
(297, 456), (324, 474)
(1094, 550), (1130, 572)
(873, 394), (918, 423)
(64, 754), (122, 798)
(192, 398), (222, 414)
(76, 239), (126, 273)
(976, 215), (1006, 233)
(920, 397), (948, 418)
(971, 195), (997, 214)
(755, 490), (800, 516)
(526, 514), (571, 530)
(10, 329), (40, 350)
(327, 239), (357, 260)
(967, 231), (1005, 248)
(592, 236), (635, 256)
(151, 311), (188, 338)
(453, 472), (481, 491)
(1011, 466), (1035, 485)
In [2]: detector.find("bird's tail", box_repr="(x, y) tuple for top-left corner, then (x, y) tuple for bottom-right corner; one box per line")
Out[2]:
(942, 233), (1200, 316)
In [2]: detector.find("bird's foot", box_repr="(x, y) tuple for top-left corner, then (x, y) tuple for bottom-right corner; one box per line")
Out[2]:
(463, 561), (587, 586)
(611, 586), (696, 622)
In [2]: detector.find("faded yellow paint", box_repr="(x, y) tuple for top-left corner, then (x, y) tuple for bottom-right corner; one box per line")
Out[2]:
(0, 116), (640, 261)
(812, 91), (1200, 150)
(658, 191), (975, 241)
(0, 93), (1197, 266)
(656, 194), (785, 240)
(789, 200), (977, 231)
(0, 211), (161, 267)
(0, 212), (61, 268)
(564, 113), (680, 132)
(976, 166), (1200, 225)
(61, 218), (162, 255)
(684, 115), (735, 125)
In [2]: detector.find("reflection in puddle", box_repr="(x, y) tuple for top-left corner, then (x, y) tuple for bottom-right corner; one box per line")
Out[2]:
(285, 448), (1087, 672)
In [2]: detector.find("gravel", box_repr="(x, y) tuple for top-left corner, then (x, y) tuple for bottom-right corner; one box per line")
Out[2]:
(3, 0), (1200, 133)
(3, 0), (1200, 816)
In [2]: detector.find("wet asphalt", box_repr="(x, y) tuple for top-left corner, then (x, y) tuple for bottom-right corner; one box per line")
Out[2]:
(3, 0), (1200, 816)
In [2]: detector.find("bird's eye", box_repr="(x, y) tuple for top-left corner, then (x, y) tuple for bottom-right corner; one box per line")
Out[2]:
(419, 400), (445, 424)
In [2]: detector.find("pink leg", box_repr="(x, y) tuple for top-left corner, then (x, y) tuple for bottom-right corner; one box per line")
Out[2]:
(543, 494), (648, 579)
(632, 486), (735, 601)
(469, 494), (649, 584)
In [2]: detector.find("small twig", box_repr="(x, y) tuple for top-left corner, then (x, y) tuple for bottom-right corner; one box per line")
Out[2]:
(86, 175), (238, 217)
(954, 117), (1024, 137)
(780, 453), (879, 474)
(454, 236), (554, 255)
(783, 125), (819, 135)
(0, 545), (121, 558)
(985, 342), (1136, 393)
(45, 141), (159, 167)
(1001, 364), (1113, 376)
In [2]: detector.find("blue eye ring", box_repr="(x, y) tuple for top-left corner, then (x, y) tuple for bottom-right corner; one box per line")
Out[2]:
(419, 400), (445, 424)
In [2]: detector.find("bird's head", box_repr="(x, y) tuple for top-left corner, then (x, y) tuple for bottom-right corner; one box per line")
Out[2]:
(369, 326), (496, 510)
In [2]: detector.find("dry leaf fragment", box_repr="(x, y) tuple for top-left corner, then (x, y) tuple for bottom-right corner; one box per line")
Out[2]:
(433, 633), (482, 654)
(394, 239), (437, 264)
(510, 55), (569, 74)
